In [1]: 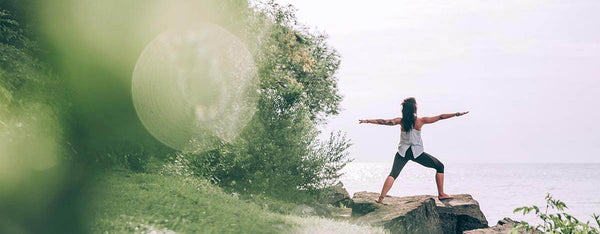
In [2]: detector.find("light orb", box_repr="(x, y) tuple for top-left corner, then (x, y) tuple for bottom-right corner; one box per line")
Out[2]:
(132, 24), (258, 151)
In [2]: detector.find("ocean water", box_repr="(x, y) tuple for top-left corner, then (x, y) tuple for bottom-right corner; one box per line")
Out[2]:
(340, 162), (600, 226)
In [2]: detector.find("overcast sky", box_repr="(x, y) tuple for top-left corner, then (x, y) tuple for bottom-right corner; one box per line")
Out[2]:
(276, 0), (600, 163)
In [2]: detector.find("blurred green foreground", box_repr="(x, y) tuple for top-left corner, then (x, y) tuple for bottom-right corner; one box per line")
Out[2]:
(0, 0), (355, 233)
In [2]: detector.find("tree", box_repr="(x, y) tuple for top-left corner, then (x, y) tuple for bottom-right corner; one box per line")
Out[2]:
(172, 1), (351, 198)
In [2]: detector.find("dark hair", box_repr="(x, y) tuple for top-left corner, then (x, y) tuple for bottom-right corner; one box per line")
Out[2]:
(401, 97), (417, 132)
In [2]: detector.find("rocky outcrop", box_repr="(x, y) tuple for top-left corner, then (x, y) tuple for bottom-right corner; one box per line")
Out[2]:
(352, 192), (443, 233)
(435, 194), (488, 233)
(351, 192), (488, 234)
(289, 182), (353, 218)
(321, 182), (353, 207)
(464, 217), (527, 234)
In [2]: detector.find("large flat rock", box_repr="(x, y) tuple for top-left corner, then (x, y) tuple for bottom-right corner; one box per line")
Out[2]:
(351, 192), (488, 234)
(352, 192), (442, 234)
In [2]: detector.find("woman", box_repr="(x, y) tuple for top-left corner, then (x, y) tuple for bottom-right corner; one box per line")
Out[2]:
(359, 97), (468, 203)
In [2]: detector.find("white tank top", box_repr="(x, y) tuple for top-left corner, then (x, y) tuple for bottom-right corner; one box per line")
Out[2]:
(397, 129), (424, 158)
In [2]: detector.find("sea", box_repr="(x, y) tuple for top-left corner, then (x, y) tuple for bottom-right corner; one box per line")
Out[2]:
(340, 162), (600, 227)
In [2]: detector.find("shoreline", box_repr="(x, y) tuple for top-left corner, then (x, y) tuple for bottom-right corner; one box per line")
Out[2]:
(340, 162), (600, 228)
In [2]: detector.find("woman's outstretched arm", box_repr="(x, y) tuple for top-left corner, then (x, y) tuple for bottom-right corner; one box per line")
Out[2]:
(421, 111), (469, 124)
(359, 117), (402, 126)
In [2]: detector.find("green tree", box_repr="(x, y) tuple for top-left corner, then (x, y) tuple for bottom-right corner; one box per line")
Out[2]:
(170, 1), (351, 198)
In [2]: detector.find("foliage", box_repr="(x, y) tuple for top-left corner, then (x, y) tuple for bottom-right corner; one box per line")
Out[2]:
(0, 9), (37, 52)
(162, 1), (352, 199)
(251, 1), (342, 122)
(0, 9), (77, 234)
(511, 193), (600, 234)
(0, 9), (55, 103)
(0, 9), (70, 164)
(164, 130), (351, 199)
(3, 0), (351, 200)
(305, 131), (353, 188)
(237, 0), (350, 195)
(2, 1), (351, 232)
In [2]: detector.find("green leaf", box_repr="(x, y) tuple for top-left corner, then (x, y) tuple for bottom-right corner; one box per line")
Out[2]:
(533, 205), (540, 214)
(513, 207), (525, 213)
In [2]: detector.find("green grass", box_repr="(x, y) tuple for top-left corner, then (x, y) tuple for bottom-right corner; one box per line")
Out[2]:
(85, 171), (293, 233)
(85, 171), (387, 233)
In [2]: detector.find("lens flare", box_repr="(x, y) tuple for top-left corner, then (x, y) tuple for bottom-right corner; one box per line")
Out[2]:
(132, 24), (258, 151)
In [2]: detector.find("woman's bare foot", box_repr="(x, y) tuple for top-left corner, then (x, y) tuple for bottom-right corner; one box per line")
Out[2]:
(375, 195), (385, 204)
(438, 193), (454, 200)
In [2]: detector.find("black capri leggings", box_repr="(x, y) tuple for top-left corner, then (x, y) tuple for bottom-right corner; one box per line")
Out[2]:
(389, 147), (444, 179)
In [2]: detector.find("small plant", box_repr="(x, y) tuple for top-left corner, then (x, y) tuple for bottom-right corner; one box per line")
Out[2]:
(511, 193), (600, 234)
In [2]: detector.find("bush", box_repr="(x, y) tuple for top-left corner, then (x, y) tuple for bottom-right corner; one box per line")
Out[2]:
(511, 193), (600, 234)
(163, 130), (351, 199)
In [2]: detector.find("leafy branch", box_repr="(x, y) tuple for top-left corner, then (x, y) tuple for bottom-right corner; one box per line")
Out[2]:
(510, 193), (600, 234)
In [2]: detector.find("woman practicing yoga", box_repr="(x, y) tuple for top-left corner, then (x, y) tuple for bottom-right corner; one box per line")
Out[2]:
(359, 97), (468, 203)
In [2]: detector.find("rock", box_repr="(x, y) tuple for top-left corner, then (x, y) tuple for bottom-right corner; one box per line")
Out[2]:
(291, 204), (332, 217)
(435, 194), (488, 233)
(352, 192), (442, 234)
(351, 192), (488, 234)
(292, 204), (316, 216)
(322, 182), (353, 207)
(463, 217), (527, 234)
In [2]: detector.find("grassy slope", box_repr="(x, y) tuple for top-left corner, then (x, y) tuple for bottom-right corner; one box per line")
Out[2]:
(85, 172), (291, 233)
(85, 172), (386, 234)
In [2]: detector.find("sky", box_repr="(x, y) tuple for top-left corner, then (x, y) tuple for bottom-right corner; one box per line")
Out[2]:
(275, 0), (600, 163)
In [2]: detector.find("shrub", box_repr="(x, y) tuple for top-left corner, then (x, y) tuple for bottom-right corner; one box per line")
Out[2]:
(511, 193), (600, 234)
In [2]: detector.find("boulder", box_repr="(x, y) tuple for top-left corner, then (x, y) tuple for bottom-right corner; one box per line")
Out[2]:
(352, 192), (442, 234)
(463, 217), (527, 234)
(351, 192), (488, 234)
(321, 182), (353, 207)
(435, 194), (488, 233)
